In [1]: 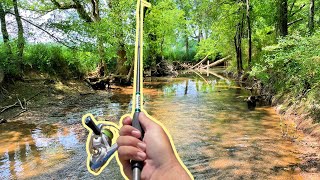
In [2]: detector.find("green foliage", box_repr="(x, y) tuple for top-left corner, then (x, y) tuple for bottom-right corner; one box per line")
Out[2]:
(163, 38), (197, 62)
(250, 32), (320, 119)
(22, 44), (99, 78)
(0, 43), (20, 76)
(145, 0), (185, 63)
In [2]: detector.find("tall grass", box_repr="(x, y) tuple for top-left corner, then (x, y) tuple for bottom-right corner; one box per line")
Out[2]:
(0, 43), (100, 79)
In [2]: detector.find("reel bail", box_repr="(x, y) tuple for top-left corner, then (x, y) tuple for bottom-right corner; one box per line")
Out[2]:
(84, 116), (118, 172)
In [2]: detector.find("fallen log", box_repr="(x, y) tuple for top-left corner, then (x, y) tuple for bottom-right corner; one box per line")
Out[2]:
(191, 54), (209, 69)
(85, 75), (131, 90)
(202, 55), (231, 69)
(85, 77), (112, 90)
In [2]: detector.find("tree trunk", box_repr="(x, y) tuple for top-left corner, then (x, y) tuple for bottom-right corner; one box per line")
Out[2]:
(126, 61), (134, 83)
(185, 35), (189, 61)
(278, 0), (288, 37)
(308, 0), (315, 34)
(191, 54), (209, 69)
(246, 0), (252, 69)
(0, 3), (12, 57)
(202, 55), (231, 69)
(13, 0), (25, 69)
(234, 3), (245, 75)
(198, 28), (202, 43)
(116, 43), (129, 75)
(97, 37), (106, 76)
(185, 16), (189, 61)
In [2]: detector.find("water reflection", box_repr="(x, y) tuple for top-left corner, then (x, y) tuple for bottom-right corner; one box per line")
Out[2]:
(142, 71), (305, 179)
(0, 122), (79, 179)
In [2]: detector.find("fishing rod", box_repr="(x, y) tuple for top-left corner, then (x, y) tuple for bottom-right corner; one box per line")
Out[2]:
(82, 0), (150, 178)
(131, 0), (151, 180)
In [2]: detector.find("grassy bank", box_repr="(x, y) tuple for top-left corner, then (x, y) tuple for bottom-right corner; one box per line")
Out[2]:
(250, 32), (320, 137)
(0, 43), (99, 79)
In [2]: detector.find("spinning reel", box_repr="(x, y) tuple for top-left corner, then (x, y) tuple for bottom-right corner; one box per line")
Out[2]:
(83, 115), (119, 174)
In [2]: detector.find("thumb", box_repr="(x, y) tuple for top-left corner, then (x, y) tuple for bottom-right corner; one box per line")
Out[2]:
(138, 112), (157, 131)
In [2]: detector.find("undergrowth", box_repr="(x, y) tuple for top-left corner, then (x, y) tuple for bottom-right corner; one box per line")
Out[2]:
(0, 43), (99, 79)
(250, 32), (320, 122)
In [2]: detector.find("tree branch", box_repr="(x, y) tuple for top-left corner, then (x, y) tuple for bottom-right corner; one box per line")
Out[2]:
(288, 0), (296, 16)
(50, 0), (79, 9)
(51, 0), (93, 22)
(7, 12), (75, 49)
(72, 0), (93, 22)
(290, 4), (306, 17)
(91, 0), (99, 20)
(288, 18), (303, 26)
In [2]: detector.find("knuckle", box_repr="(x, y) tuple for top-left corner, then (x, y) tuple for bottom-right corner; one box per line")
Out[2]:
(119, 126), (129, 135)
(117, 146), (124, 155)
(116, 136), (124, 145)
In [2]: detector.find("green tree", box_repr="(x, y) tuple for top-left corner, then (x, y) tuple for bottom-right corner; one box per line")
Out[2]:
(0, 2), (12, 57)
(50, 0), (108, 76)
(145, 0), (184, 65)
(13, 0), (25, 67)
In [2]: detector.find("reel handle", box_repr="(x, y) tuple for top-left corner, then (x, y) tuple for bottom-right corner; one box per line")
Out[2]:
(85, 116), (101, 135)
(131, 111), (144, 180)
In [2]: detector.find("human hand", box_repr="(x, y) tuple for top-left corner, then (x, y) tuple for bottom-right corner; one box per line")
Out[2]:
(117, 112), (191, 180)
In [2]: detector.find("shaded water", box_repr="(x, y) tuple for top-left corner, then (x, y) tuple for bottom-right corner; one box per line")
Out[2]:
(0, 69), (314, 179)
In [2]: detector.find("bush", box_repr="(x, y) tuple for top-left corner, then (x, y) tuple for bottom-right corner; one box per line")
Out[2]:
(0, 43), (21, 77)
(250, 32), (320, 121)
(23, 44), (99, 78)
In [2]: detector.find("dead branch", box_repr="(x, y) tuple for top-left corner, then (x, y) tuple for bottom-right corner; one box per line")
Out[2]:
(197, 69), (229, 81)
(17, 97), (24, 109)
(0, 91), (42, 114)
(0, 102), (19, 113)
(288, 18), (303, 26)
(1, 86), (8, 94)
(191, 54), (209, 69)
(202, 55), (231, 69)
(11, 109), (27, 119)
(26, 91), (44, 102)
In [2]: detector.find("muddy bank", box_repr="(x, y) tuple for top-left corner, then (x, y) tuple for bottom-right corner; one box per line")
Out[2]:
(227, 70), (320, 143)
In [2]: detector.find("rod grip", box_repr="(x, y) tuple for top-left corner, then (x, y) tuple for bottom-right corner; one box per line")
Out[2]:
(131, 111), (144, 179)
(85, 116), (101, 135)
(132, 111), (144, 137)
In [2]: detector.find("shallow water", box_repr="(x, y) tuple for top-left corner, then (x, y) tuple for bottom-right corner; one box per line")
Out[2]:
(0, 68), (315, 179)
(0, 122), (80, 179)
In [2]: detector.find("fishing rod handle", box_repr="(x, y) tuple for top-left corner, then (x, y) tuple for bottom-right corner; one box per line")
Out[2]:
(85, 116), (101, 136)
(131, 111), (144, 180)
